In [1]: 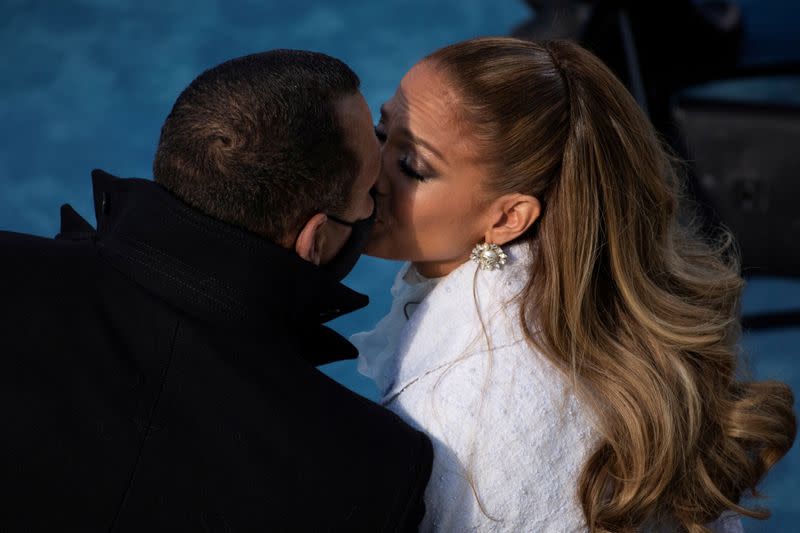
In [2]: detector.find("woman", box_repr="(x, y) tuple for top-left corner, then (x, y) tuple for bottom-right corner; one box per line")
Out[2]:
(353, 38), (796, 532)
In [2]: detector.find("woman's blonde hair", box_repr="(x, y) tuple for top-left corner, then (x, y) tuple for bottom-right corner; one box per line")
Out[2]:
(426, 37), (796, 532)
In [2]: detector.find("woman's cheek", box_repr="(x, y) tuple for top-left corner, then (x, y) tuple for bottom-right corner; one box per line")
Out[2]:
(390, 197), (408, 230)
(389, 178), (416, 229)
(365, 218), (402, 258)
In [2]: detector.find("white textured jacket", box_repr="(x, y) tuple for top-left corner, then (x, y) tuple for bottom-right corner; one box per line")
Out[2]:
(353, 244), (743, 532)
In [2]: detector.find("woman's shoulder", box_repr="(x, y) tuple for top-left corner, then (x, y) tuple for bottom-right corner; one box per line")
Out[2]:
(380, 243), (597, 529)
(387, 240), (595, 452)
(389, 340), (596, 531)
(390, 336), (595, 452)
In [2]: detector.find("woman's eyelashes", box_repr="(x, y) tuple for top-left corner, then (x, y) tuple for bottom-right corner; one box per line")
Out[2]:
(374, 123), (428, 182)
(399, 156), (426, 182)
(374, 125), (387, 143)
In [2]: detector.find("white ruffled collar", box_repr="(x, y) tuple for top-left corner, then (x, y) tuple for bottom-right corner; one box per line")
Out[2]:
(353, 242), (533, 402)
(352, 262), (442, 396)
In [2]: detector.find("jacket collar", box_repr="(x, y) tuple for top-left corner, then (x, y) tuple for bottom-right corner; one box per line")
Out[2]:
(355, 242), (534, 403)
(68, 169), (367, 365)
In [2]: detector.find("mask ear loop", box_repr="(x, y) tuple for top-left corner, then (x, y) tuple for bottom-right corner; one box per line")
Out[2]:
(326, 214), (357, 227)
(403, 301), (421, 320)
(326, 187), (379, 228)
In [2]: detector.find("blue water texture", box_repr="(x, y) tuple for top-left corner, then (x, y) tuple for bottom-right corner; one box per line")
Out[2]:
(1, 0), (797, 529)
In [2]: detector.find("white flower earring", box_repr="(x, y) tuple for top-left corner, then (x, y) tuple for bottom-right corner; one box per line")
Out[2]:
(470, 242), (507, 271)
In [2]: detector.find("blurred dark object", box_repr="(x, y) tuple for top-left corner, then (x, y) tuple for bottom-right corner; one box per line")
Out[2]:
(673, 100), (800, 279)
(674, 98), (800, 331)
(514, 0), (800, 330)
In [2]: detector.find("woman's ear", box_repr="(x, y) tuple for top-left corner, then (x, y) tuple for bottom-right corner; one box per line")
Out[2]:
(295, 213), (328, 265)
(484, 194), (541, 246)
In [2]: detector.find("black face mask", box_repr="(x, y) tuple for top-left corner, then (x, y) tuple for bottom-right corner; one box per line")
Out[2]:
(321, 198), (377, 281)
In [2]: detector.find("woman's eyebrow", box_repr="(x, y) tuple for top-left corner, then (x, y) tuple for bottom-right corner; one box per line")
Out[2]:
(379, 104), (446, 163)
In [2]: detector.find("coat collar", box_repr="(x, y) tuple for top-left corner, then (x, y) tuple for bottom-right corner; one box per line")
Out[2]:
(63, 169), (368, 365)
(355, 242), (535, 402)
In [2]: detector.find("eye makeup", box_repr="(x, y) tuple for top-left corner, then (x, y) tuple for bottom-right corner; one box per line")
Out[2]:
(399, 156), (427, 182)
(375, 114), (437, 182)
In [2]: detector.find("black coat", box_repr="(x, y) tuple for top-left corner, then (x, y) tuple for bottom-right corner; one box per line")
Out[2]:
(0, 170), (433, 532)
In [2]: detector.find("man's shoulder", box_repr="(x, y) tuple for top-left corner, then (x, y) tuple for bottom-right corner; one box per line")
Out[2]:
(148, 327), (433, 530)
(247, 337), (432, 464)
(290, 363), (434, 529)
(0, 229), (114, 304)
(0, 227), (167, 347)
(0, 228), (57, 255)
(311, 362), (425, 436)
(0, 229), (89, 293)
(0, 228), (96, 269)
(253, 336), (429, 446)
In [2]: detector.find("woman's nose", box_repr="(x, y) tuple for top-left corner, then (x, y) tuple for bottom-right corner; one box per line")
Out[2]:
(374, 164), (392, 197)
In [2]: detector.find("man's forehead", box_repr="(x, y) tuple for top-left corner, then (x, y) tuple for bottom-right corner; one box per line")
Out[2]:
(337, 92), (380, 184)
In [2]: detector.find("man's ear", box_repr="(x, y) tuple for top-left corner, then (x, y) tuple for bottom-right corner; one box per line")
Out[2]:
(484, 194), (541, 246)
(295, 213), (328, 265)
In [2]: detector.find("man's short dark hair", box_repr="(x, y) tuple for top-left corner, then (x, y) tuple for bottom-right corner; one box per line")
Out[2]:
(153, 50), (361, 242)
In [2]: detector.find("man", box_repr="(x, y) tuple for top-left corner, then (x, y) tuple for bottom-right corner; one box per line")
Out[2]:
(0, 50), (432, 532)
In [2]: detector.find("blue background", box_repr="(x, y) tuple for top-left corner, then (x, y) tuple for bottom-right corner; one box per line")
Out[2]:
(1, 0), (797, 529)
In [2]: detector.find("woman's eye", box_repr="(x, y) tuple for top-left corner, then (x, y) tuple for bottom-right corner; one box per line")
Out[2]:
(374, 125), (387, 143)
(398, 157), (426, 182)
